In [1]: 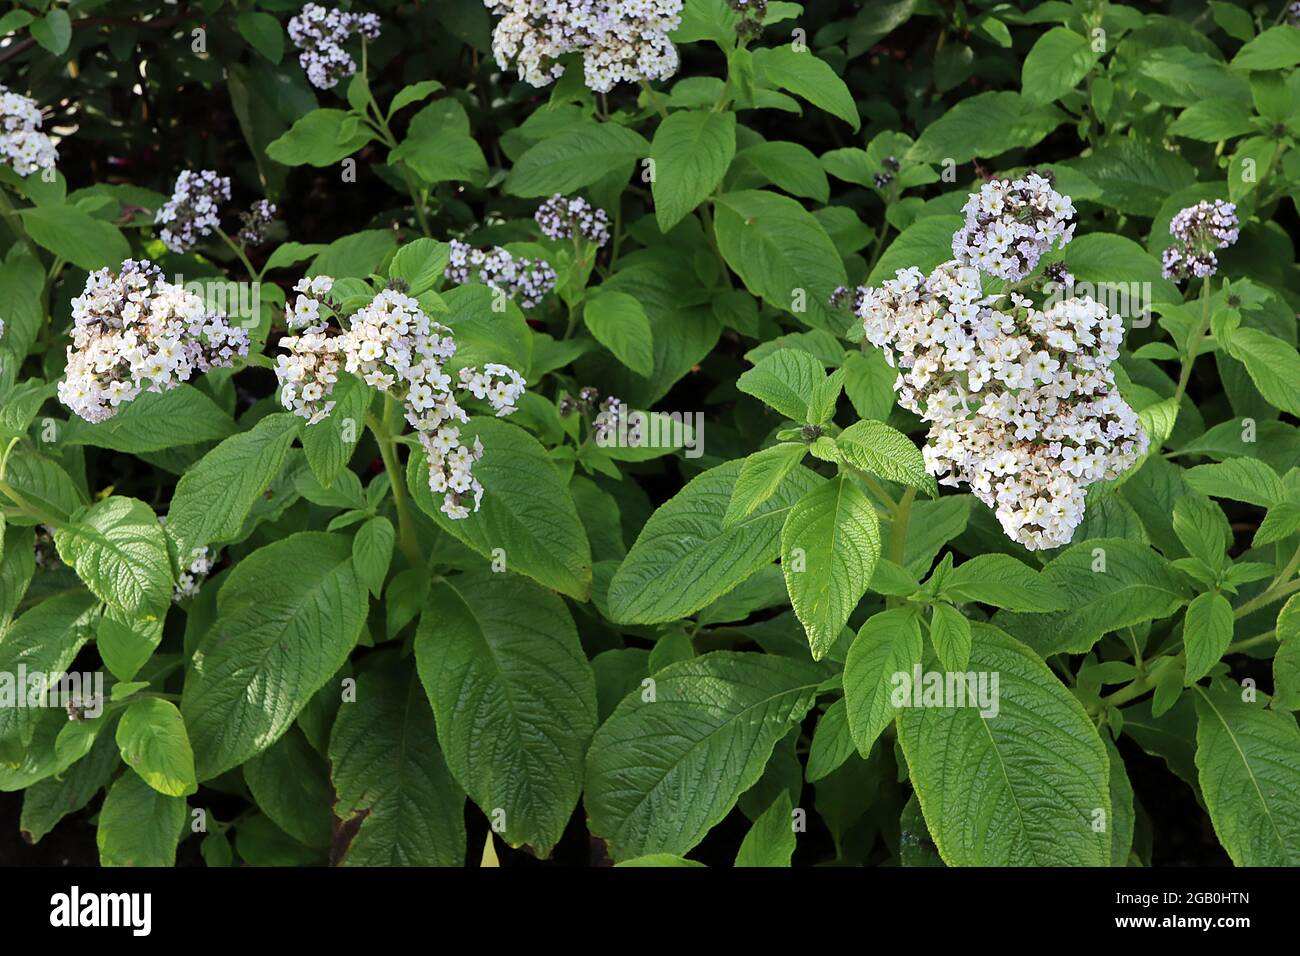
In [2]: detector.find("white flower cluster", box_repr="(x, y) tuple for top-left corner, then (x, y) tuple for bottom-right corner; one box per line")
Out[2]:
(275, 277), (527, 519)
(854, 260), (1147, 550)
(1161, 200), (1239, 281)
(155, 169), (231, 253)
(952, 173), (1075, 282)
(174, 546), (215, 601)
(446, 239), (556, 308)
(0, 85), (58, 177)
(535, 194), (611, 247)
(288, 2), (382, 90)
(483, 0), (683, 93)
(58, 260), (250, 423)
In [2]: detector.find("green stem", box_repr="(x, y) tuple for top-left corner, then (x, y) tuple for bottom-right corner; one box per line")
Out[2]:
(359, 44), (432, 237)
(697, 201), (732, 290)
(888, 485), (916, 565)
(640, 79), (669, 119)
(0, 477), (62, 527)
(1234, 544), (1300, 619)
(215, 227), (258, 281)
(0, 187), (39, 259)
(366, 399), (422, 566)
(1171, 276), (1212, 412)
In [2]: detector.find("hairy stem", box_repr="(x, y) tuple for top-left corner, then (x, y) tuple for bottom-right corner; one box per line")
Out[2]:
(366, 398), (422, 566)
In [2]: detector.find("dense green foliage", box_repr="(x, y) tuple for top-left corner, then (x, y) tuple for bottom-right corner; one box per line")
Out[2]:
(1, 0), (1299, 868)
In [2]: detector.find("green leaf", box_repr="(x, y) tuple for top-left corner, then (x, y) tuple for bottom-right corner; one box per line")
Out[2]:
(1183, 592), (1234, 685)
(996, 539), (1192, 656)
(725, 443), (808, 529)
(608, 459), (820, 624)
(301, 373), (369, 488)
(1168, 98), (1257, 141)
(836, 420), (936, 495)
(389, 100), (488, 186)
(308, 229), (397, 279)
(164, 413), (299, 561)
(736, 347), (826, 421)
(388, 80), (445, 117)
(585, 651), (823, 861)
(54, 496), (172, 618)
(650, 109), (736, 232)
(329, 659), (466, 866)
(844, 607), (924, 754)
(867, 215), (965, 285)
(408, 417), (592, 600)
(236, 11), (285, 63)
(115, 698), (197, 797)
(20, 725), (120, 844)
(1194, 685), (1300, 865)
(182, 533), (367, 780)
(505, 121), (649, 197)
(1070, 140), (1197, 217)
(243, 727), (332, 849)
(781, 475), (881, 660)
(416, 573), (597, 856)
(713, 190), (847, 332)
(735, 790), (795, 866)
(734, 141), (829, 202)
(806, 698), (856, 782)
(96, 770), (187, 866)
(352, 516), (393, 599)
(30, 9), (71, 55)
(752, 47), (860, 130)
(1185, 457), (1284, 508)
(266, 109), (375, 167)
(910, 91), (1066, 164)
(387, 237), (450, 296)
(1232, 25), (1300, 71)
(61, 385), (237, 453)
(2, 450), (81, 525)
(928, 602), (972, 673)
(899, 623), (1111, 866)
(0, 591), (98, 767)
(1224, 328), (1300, 418)
(1021, 28), (1098, 105)
(1257, 502), (1300, 548)
(583, 289), (655, 376)
(940, 554), (1067, 612)
(19, 204), (130, 271)
(1172, 495), (1231, 570)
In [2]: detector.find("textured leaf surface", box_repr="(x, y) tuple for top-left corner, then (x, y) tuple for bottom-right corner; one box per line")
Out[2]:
(781, 475), (881, 660)
(115, 698), (196, 797)
(416, 573), (596, 856)
(96, 770), (187, 867)
(182, 533), (367, 779)
(844, 608), (923, 754)
(55, 496), (172, 618)
(409, 417), (592, 599)
(650, 109), (736, 231)
(898, 624), (1111, 866)
(165, 412), (299, 560)
(585, 651), (822, 861)
(1194, 686), (1300, 865)
(608, 459), (820, 624)
(330, 659), (466, 866)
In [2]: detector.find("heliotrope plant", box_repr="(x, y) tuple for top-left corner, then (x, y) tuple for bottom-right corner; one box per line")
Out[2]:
(0, 0), (1299, 872)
